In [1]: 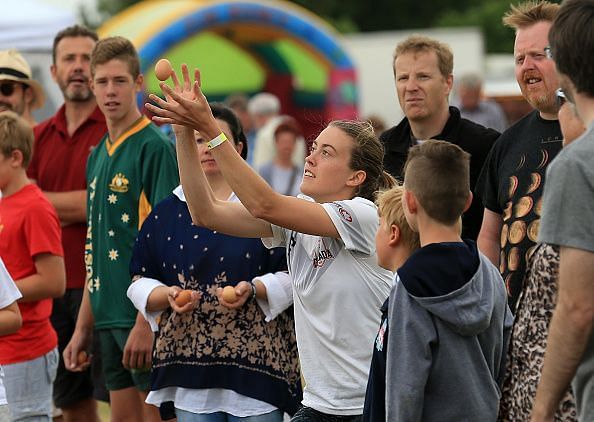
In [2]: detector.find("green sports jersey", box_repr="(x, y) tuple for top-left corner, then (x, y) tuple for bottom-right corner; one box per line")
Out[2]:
(85, 117), (178, 329)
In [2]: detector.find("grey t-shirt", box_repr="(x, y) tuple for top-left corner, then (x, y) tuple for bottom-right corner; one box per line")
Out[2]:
(539, 122), (594, 421)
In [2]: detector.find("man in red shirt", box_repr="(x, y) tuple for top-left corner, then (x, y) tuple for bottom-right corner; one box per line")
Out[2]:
(27, 25), (107, 422)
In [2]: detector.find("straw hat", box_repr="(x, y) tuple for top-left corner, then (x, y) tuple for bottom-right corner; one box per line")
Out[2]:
(0, 49), (45, 110)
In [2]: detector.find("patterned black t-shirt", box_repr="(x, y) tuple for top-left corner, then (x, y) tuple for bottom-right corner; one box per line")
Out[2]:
(477, 110), (562, 310)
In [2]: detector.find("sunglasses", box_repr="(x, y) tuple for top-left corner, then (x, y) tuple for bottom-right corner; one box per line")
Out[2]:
(0, 82), (21, 97)
(556, 88), (567, 108)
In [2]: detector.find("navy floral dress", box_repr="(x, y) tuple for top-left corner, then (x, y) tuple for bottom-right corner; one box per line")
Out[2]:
(130, 191), (302, 415)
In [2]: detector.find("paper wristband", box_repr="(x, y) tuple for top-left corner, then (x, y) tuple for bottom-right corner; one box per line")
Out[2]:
(207, 132), (228, 149)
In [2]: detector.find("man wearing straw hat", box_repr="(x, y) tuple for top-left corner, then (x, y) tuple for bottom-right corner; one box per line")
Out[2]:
(0, 49), (45, 126)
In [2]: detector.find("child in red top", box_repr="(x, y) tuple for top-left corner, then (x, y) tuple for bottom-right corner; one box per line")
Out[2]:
(0, 111), (65, 420)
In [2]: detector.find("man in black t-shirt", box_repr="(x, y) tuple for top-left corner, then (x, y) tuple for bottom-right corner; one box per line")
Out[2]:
(476, 1), (562, 311)
(380, 35), (499, 241)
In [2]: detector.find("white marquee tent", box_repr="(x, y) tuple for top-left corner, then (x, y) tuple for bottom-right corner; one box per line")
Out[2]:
(0, 0), (76, 51)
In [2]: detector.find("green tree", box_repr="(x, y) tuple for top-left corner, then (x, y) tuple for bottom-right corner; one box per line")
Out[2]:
(290, 0), (480, 33)
(437, 1), (515, 53)
(437, 0), (561, 53)
(79, 0), (561, 53)
(291, 0), (561, 53)
(81, 0), (139, 29)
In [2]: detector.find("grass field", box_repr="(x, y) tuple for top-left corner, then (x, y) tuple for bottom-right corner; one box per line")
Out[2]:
(98, 402), (110, 421)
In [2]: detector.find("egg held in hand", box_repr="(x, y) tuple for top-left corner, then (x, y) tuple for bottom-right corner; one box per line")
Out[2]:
(175, 289), (192, 307)
(77, 350), (88, 365)
(222, 285), (237, 303)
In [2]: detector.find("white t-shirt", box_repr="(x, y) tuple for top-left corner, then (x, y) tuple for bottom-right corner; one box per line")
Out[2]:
(0, 258), (22, 405)
(263, 197), (393, 415)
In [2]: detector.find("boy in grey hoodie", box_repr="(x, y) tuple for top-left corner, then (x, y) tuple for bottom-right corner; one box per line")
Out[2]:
(386, 140), (513, 421)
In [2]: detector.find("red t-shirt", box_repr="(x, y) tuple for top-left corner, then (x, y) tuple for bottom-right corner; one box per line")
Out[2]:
(0, 184), (64, 364)
(29, 105), (106, 289)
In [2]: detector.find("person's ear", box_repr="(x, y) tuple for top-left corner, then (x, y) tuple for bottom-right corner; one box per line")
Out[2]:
(347, 170), (367, 187)
(389, 224), (401, 246)
(235, 141), (244, 156)
(463, 190), (473, 212)
(135, 74), (144, 92)
(9, 149), (24, 167)
(50, 64), (58, 83)
(23, 86), (35, 107)
(404, 189), (418, 215)
(445, 73), (454, 96)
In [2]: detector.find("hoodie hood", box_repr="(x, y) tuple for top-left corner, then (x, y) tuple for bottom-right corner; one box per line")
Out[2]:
(398, 240), (501, 336)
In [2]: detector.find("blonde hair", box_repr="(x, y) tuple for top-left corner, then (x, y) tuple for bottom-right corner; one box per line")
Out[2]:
(0, 111), (34, 167)
(376, 185), (420, 252)
(394, 35), (453, 78)
(502, 1), (560, 30)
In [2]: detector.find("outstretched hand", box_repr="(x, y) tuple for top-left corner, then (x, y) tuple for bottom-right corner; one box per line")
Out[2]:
(145, 64), (220, 137)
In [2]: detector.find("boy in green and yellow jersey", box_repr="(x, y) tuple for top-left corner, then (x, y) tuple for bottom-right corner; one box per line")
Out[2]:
(63, 36), (178, 422)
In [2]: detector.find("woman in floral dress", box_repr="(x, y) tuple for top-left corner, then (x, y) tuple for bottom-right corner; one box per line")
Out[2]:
(127, 104), (301, 421)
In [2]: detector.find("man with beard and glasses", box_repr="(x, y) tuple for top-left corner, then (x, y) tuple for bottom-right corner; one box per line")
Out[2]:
(0, 49), (45, 126)
(477, 1), (562, 312)
(27, 25), (107, 422)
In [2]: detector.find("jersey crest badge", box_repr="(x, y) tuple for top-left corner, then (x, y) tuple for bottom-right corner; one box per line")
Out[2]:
(109, 173), (129, 193)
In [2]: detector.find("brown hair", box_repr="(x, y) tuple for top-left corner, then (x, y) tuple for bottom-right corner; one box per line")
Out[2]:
(549, 0), (594, 97)
(403, 140), (470, 225)
(91, 36), (140, 79)
(0, 111), (34, 167)
(502, 1), (560, 30)
(274, 116), (302, 140)
(394, 35), (453, 78)
(52, 25), (98, 64)
(329, 120), (395, 202)
(376, 185), (420, 252)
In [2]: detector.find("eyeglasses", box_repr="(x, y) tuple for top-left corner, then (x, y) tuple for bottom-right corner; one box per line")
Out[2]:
(556, 88), (567, 107)
(0, 82), (19, 97)
(544, 46), (553, 60)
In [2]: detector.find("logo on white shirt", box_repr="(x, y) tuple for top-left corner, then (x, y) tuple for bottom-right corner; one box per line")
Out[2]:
(312, 239), (334, 268)
(336, 204), (353, 222)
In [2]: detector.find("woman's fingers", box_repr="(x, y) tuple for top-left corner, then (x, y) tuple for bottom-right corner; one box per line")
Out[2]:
(160, 82), (180, 100)
(193, 81), (203, 101)
(170, 69), (181, 92)
(151, 115), (178, 126)
(148, 90), (187, 119)
(145, 101), (178, 121)
(194, 68), (201, 87)
(181, 64), (191, 92)
(147, 93), (171, 109)
(161, 82), (196, 109)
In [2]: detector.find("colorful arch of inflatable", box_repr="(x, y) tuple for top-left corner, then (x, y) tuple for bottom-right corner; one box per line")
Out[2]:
(99, 0), (358, 136)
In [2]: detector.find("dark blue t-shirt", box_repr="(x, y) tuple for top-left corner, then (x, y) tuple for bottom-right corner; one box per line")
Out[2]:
(363, 297), (389, 422)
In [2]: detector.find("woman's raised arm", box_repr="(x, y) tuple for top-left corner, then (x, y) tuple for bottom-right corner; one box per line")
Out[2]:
(153, 67), (273, 238)
(146, 66), (340, 238)
(174, 125), (273, 238)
